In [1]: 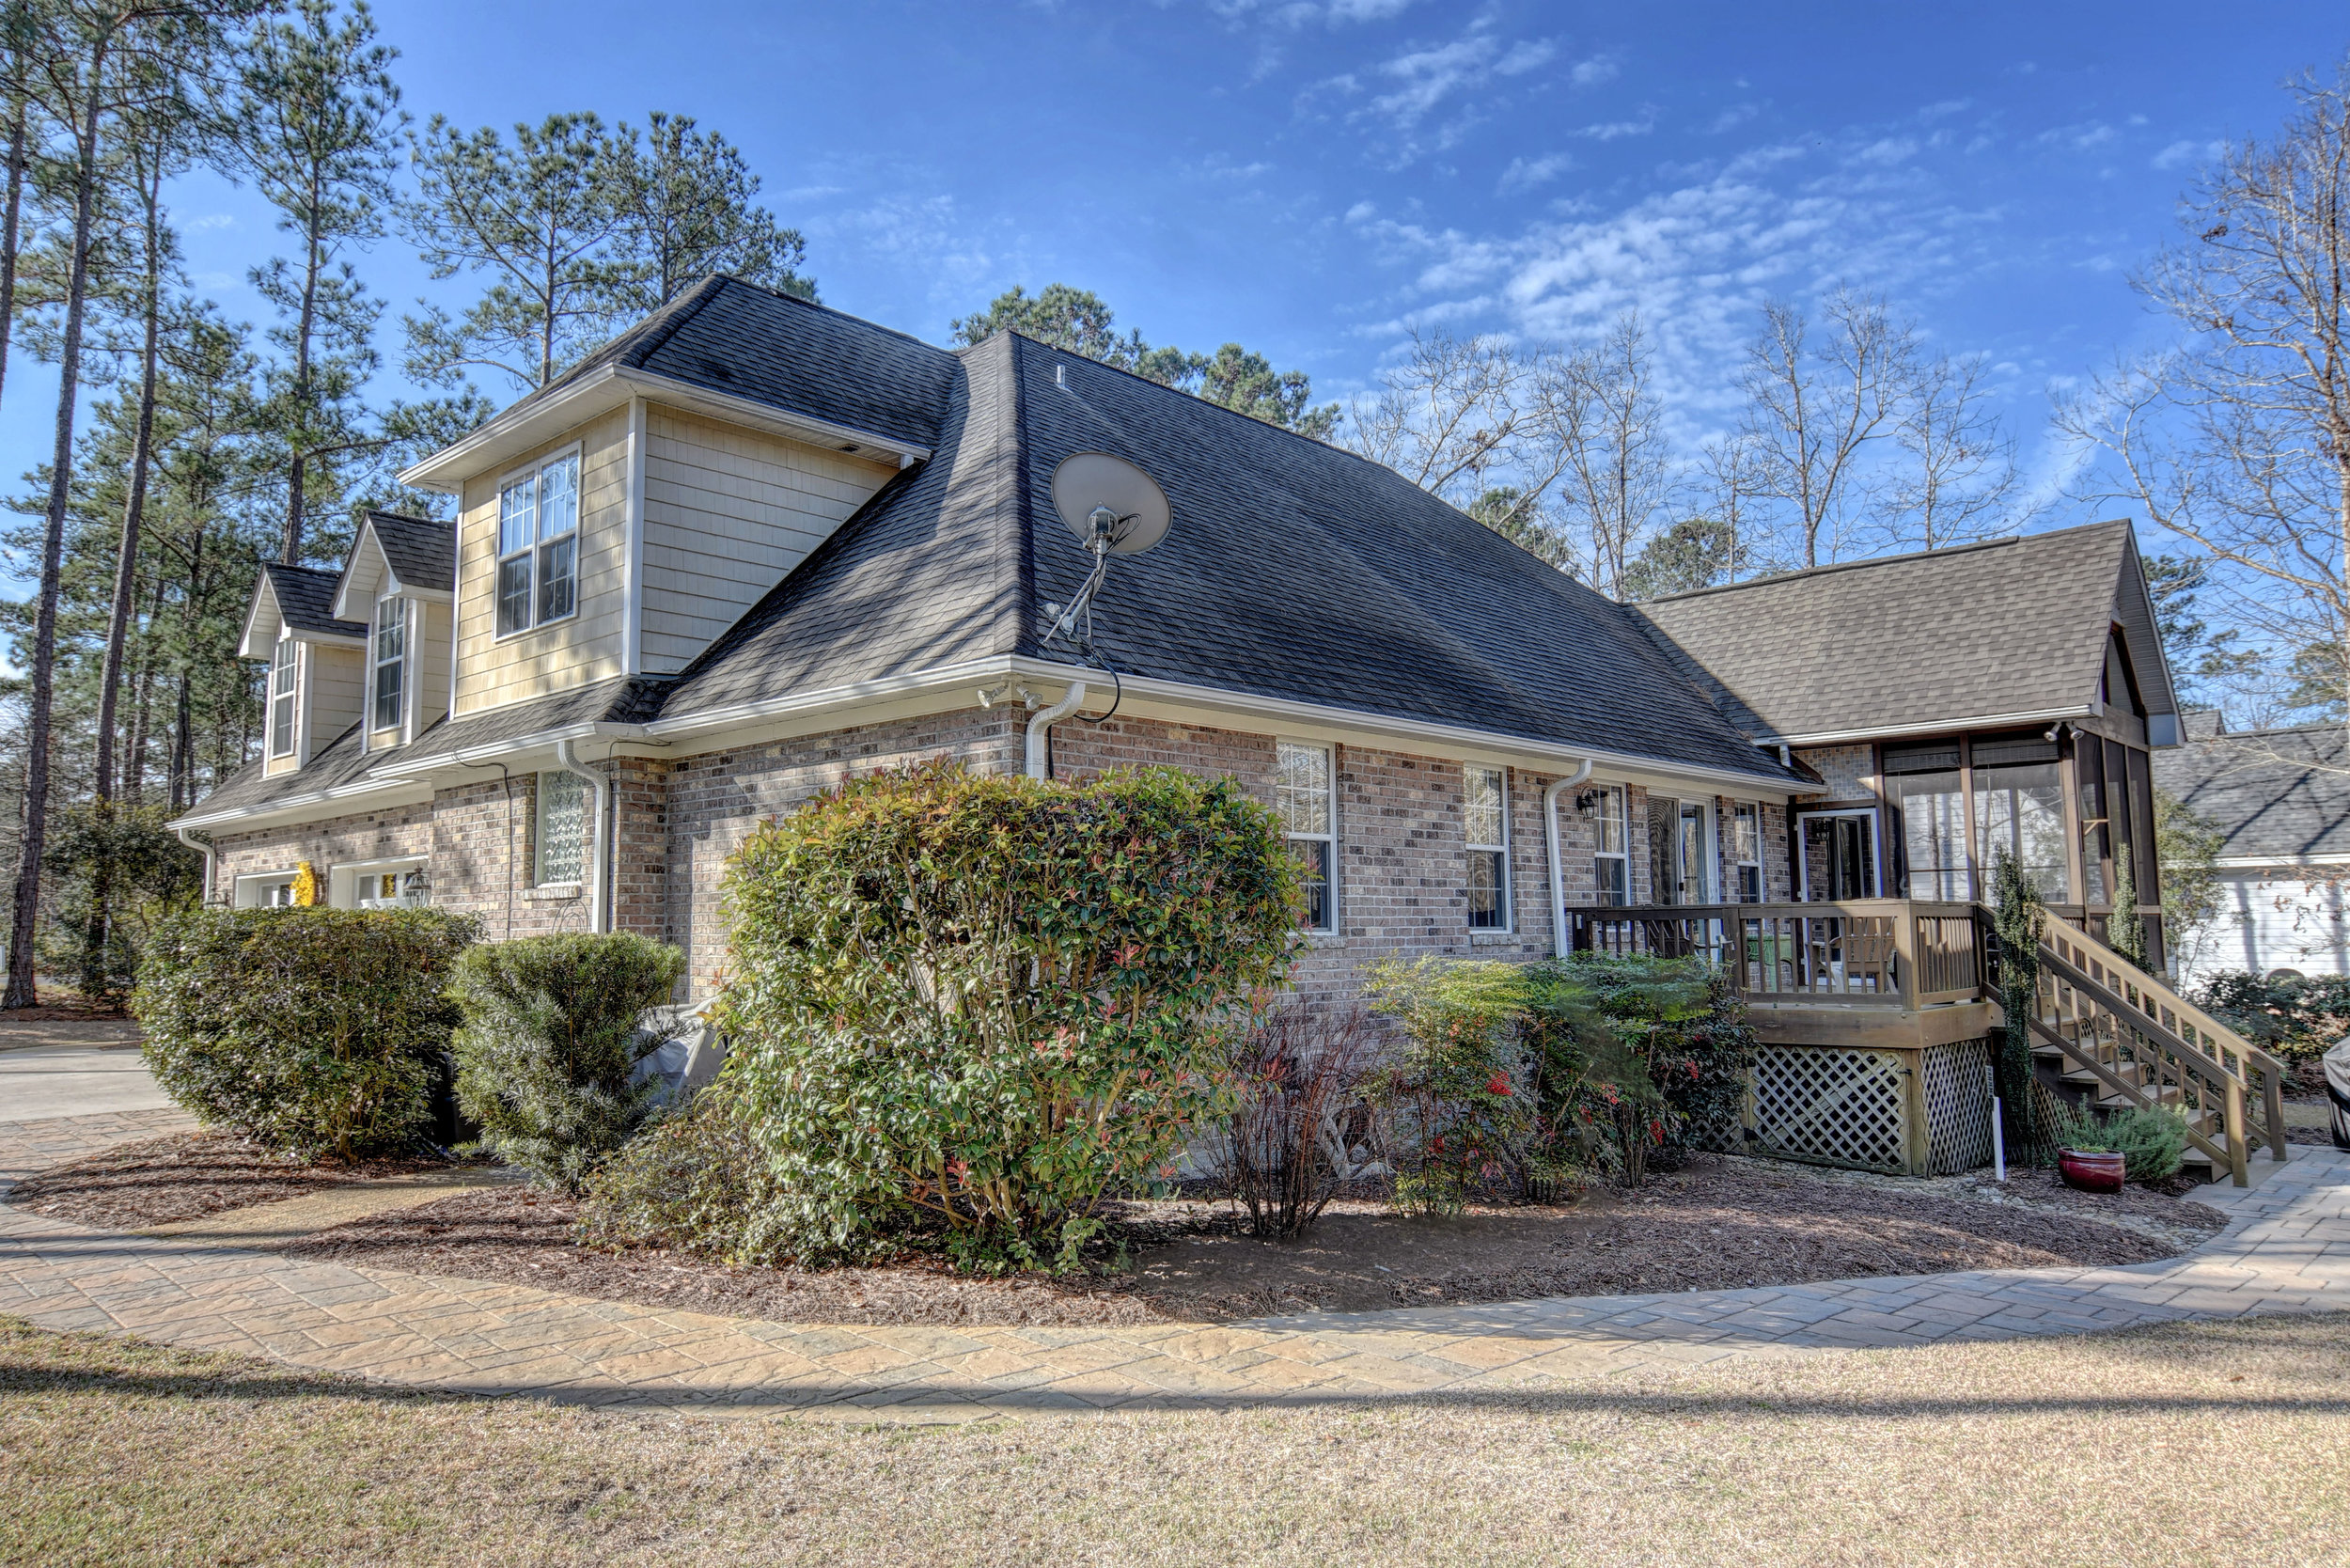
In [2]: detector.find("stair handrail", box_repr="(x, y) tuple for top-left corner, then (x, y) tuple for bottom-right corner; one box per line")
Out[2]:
(2035, 917), (2289, 1163)
(2033, 943), (2248, 1181)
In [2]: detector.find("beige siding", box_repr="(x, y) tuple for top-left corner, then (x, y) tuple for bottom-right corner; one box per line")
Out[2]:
(418, 600), (452, 729)
(639, 407), (895, 675)
(453, 408), (631, 715)
(308, 643), (365, 750)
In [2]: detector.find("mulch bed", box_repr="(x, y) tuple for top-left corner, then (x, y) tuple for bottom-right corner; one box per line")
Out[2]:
(274, 1153), (2228, 1327)
(8, 1132), (456, 1231)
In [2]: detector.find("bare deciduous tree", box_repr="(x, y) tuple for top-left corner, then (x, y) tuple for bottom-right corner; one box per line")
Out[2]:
(1545, 312), (1671, 599)
(1877, 351), (2021, 552)
(2055, 55), (2350, 746)
(1739, 288), (1917, 569)
(1344, 328), (1531, 500)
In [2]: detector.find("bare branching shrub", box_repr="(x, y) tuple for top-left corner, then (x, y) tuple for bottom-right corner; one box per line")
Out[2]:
(1215, 1002), (1380, 1240)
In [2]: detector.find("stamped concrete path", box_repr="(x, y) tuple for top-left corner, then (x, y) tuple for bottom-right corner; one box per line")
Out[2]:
(3, 1108), (2346, 1419)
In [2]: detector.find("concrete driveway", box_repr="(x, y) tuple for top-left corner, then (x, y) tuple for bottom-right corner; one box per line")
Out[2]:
(0, 1024), (167, 1122)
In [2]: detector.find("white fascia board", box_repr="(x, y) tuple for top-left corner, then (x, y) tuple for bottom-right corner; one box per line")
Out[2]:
(367, 722), (662, 779)
(2214, 854), (2350, 870)
(172, 775), (431, 836)
(1772, 707), (2092, 749)
(237, 575), (284, 659)
(397, 364), (931, 494)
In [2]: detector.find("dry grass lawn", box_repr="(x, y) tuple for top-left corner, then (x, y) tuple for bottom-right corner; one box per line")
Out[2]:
(4, 1310), (2347, 1566)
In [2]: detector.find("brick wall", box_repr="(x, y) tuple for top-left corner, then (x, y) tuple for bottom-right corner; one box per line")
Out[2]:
(212, 801), (432, 901)
(199, 701), (1801, 1010)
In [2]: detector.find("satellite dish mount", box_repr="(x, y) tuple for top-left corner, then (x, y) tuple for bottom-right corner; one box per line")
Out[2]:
(1040, 452), (1170, 657)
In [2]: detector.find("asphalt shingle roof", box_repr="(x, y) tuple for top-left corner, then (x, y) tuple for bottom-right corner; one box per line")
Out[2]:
(657, 328), (1798, 785)
(509, 275), (959, 452)
(262, 563), (365, 640)
(2154, 724), (2350, 862)
(1631, 522), (2178, 744)
(364, 511), (456, 594)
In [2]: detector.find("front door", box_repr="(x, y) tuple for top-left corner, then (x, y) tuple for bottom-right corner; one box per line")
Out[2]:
(1800, 811), (1879, 901)
(1648, 796), (1715, 904)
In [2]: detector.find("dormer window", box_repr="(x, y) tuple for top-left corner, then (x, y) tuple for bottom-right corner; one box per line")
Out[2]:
(268, 635), (297, 758)
(497, 449), (580, 635)
(372, 596), (405, 731)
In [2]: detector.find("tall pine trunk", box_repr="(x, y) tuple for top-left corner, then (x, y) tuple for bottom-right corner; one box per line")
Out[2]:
(0, 81), (25, 409)
(7, 50), (109, 1010)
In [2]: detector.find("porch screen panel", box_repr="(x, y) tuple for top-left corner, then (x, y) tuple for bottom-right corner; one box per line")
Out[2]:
(2075, 733), (2108, 905)
(2127, 746), (2157, 902)
(1890, 771), (1968, 900)
(1973, 762), (2066, 901)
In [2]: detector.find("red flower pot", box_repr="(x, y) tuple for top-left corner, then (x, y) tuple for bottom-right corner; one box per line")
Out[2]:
(2059, 1149), (2126, 1193)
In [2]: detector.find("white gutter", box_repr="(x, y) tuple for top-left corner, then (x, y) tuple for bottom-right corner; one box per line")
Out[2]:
(1542, 760), (1596, 959)
(177, 825), (215, 905)
(1767, 708), (2092, 749)
(552, 738), (610, 934)
(1025, 682), (1087, 779)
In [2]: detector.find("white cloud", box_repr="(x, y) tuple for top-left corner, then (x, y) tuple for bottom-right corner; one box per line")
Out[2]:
(1344, 199), (1379, 223)
(186, 213), (236, 231)
(1497, 151), (1574, 195)
(1498, 39), (1557, 76)
(2036, 120), (2117, 153)
(1574, 116), (1654, 142)
(1345, 17), (1559, 136)
(2154, 137), (2224, 171)
(1568, 50), (1621, 87)
(1853, 136), (1918, 166)
(1708, 102), (1759, 133)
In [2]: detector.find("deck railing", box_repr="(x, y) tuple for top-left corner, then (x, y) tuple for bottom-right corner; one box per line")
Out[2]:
(1569, 897), (2285, 1184)
(1568, 899), (1984, 1013)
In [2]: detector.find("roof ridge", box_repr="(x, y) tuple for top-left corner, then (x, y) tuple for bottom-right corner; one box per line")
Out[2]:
(989, 328), (1355, 462)
(1642, 518), (2133, 604)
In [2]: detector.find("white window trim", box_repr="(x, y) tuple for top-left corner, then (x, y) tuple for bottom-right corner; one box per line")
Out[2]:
(1674, 797), (1717, 904)
(233, 869), (300, 908)
(371, 592), (407, 737)
(493, 443), (584, 643)
(1590, 783), (1631, 907)
(1797, 807), (1886, 901)
(1465, 763), (1512, 933)
(334, 856), (429, 910)
(1277, 738), (1338, 934)
(1730, 801), (1764, 903)
(266, 635), (298, 760)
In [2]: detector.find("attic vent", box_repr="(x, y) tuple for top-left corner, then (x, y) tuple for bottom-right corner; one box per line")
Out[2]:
(837, 443), (859, 453)
(1056, 363), (1066, 387)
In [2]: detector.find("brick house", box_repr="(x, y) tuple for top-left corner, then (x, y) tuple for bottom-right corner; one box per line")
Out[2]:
(176, 278), (2282, 1184)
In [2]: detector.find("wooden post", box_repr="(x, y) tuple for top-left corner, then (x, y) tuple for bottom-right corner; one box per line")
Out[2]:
(1892, 902), (1919, 1012)
(2263, 1062), (2288, 1162)
(1902, 1049), (1930, 1176)
(2224, 1076), (2248, 1187)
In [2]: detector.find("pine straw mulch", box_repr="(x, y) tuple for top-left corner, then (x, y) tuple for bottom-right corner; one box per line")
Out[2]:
(7, 1132), (459, 1231)
(272, 1153), (2230, 1328)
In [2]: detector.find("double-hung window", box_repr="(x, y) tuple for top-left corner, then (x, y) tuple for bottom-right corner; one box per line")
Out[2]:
(1465, 765), (1510, 930)
(1731, 802), (1762, 902)
(268, 636), (297, 758)
(1277, 741), (1336, 932)
(536, 770), (588, 886)
(371, 597), (405, 732)
(496, 450), (580, 636)
(1590, 785), (1629, 905)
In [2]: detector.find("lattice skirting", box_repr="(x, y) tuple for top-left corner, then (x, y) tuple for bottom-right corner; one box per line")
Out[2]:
(1747, 1039), (1998, 1177)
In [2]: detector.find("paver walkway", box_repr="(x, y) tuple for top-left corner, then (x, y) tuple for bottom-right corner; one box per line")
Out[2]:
(3, 1108), (2346, 1417)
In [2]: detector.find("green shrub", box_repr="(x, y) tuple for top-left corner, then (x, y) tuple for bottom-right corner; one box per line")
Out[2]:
(576, 1083), (781, 1261)
(1361, 958), (1535, 1214)
(449, 932), (687, 1195)
(2058, 1103), (2187, 1184)
(715, 762), (1297, 1269)
(133, 907), (479, 1161)
(1528, 954), (1752, 1182)
(2196, 970), (2350, 1062)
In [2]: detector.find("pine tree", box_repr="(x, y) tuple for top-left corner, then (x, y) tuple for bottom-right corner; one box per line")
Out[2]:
(605, 112), (812, 313)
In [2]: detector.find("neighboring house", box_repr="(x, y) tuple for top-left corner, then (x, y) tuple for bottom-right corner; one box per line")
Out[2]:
(1631, 523), (2181, 952)
(2156, 714), (2350, 987)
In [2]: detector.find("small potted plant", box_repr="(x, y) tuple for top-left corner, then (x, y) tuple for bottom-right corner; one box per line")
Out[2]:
(2057, 1107), (2126, 1194)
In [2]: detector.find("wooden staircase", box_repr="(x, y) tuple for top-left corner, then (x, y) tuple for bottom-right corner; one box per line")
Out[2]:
(2025, 918), (2291, 1185)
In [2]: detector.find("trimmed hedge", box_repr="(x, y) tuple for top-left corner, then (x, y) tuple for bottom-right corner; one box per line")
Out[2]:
(450, 932), (687, 1194)
(133, 907), (479, 1161)
(715, 761), (1298, 1268)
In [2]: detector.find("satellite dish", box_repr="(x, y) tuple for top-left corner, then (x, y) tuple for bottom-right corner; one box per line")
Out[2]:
(1051, 452), (1171, 556)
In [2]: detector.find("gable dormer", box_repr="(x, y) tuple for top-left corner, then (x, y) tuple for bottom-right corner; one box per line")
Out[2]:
(240, 563), (367, 776)
(332, 511), (457, 752)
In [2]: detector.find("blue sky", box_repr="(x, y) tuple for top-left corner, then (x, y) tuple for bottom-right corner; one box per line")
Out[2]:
(3, 0), (2342, 591)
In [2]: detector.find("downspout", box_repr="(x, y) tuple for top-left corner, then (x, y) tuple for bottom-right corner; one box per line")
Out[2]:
(552, 738), (609, 933)
(1024, 682), (1087, 780)
(176, 824), (214, 906)
(1542, 759), (1597, 959)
